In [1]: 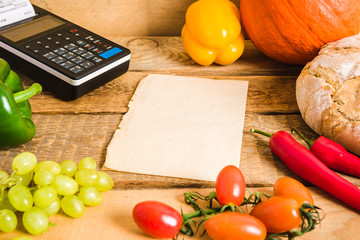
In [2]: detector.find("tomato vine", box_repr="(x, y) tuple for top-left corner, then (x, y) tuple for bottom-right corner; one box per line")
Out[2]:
(180, 189), (322, 240)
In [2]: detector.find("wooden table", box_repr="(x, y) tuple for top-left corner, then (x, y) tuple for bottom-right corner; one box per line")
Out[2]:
(1, 1), (360, 239)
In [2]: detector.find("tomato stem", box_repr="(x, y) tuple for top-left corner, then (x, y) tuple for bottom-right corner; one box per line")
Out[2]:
(219, 204), (243, 213)
(182, 208), (218, 220)
(298, 203), (322, 233)
(205, 191), (217, 208)
(266, 203), (323, 240)
(180, 208), (218, 236)
(180, 188), (322, 240)
(242, 191), (270, 207)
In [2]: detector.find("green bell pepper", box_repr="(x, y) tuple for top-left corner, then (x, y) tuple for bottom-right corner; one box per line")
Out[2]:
(0, 58), (42, 148)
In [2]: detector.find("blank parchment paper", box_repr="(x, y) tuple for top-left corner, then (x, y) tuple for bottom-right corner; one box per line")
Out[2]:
(105, 74), (248, 181)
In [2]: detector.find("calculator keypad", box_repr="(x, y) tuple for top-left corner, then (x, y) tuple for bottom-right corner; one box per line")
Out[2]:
(22, 27), (122, 75)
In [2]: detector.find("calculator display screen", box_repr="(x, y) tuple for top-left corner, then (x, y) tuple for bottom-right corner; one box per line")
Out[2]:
(0, 15), (64, 42)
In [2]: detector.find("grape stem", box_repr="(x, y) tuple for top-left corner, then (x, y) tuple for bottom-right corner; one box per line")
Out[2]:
(0, 185), (5, 199)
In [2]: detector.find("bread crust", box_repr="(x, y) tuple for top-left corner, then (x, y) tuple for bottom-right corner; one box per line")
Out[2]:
(296, 33), (360, 155)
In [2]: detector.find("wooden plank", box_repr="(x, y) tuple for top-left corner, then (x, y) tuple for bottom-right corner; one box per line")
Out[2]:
(1, 114), (360, 188)
(122, 38), (302, 76)
(22, 72), (146, 114)
(16, 38), (302, 88)
(1, 187), (358, 240)
(30, 0), (240, 37)
(14, 37), (302, 115)
(22, 73), (299, 114)
(0, 114), (120, 173)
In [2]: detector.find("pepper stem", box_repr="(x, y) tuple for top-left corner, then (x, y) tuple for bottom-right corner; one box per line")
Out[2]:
(14, 83), (42, 103)
(291, 128), (314, 149)
(250, 128), (273, 138)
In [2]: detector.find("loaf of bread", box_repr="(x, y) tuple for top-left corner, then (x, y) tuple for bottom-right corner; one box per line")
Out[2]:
(296, 33), (360, 155)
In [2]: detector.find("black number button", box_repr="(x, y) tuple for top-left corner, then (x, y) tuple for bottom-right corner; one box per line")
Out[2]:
(76, 39), (86, 46)
(43, 52), (57, 60)
(81, 52), (95, 59)
(51, 56), (66, 64)
(80, 61), (94, 69)
(90, 56), (103, 63)
(83, 43), (95, 50)
(39, 40), (59, 51)
(71, 56), (85, 64)
(61, 32), (82, 43)
(63, 52), (76, 59)
(85, 36), (95, 41)
(33, 48), (49, 55)
(53, 47), (68, 55)
(60, 61), (75, 69)
(69, 66), (84, 74)
(47, 35), (69, 46)
(91, 47), (103, 54)
(64, 43), (77, 50)
(72, 48), (87, 55)
(24, 42), (49, 55)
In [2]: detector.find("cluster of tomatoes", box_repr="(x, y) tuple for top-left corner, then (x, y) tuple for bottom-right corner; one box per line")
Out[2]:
(132, 165), (322, 240)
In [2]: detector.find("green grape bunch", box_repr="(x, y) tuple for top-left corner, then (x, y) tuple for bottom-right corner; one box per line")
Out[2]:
(0, 152), (114, 236)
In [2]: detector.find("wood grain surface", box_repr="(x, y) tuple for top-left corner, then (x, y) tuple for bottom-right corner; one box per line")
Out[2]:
(19, 38), (302, 114)
(30, 0), (240, 37)
(1, 3), (360, 239)
(1, 187), (359, 240)
(1, 37), (359, 189)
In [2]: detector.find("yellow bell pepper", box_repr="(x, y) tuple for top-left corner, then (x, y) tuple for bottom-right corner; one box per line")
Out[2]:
(181, 0), (245, 66)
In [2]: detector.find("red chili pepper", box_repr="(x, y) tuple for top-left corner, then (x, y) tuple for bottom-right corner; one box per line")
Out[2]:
(292, 128), (360, 178)
(250, 129), (360, 212)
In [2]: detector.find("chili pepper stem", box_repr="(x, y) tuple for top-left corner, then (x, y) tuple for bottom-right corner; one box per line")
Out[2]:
(291, 128), (314, 149)
(13, 83), (42, 103)
(250, 128), (273, 138)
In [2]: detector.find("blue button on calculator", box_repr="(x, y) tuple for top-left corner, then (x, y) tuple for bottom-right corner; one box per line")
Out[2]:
(100, 47), (123, 59)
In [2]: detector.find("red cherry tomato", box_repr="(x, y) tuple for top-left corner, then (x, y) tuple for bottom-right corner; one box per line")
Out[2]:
(250, 196), (302, 233)
(215, 165), (246, 206)
(132, 201), (182, 239)
(273, 176), (314, 205)
(204, 212), (267, 240)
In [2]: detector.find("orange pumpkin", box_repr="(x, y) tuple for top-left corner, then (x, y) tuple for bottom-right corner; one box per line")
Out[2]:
(240, 0), (360, 65)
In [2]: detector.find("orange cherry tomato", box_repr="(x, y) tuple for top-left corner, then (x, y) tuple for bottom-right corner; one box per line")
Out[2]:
(250, 196), (302, 233)
(274, 177), (314, 205)
(204, 212), (267, 240)
(215, 165), (246, 206)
